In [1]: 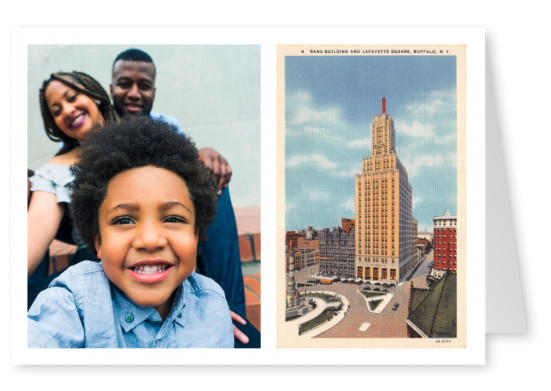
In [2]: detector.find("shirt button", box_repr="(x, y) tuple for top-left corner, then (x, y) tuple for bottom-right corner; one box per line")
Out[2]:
(178, 311), (183, 318)
(125, 313), (134, 323)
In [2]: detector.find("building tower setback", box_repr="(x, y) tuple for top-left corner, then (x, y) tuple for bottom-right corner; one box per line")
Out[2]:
(355, 98), (417, 283)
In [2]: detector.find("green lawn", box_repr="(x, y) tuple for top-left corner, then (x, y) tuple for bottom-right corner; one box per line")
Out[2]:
(301, 292), (342, 303)
(369, 299), (383, 311)
(298, 307), (340, 335)
(361, 291), (385, 299)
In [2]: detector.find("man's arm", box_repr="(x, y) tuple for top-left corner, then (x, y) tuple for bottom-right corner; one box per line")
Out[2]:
(150, 113), (233, 192)
(198, 147), (232, 193)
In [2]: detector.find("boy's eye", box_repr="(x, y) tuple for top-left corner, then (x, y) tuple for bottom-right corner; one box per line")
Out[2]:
(164, 216), (186, 224)
(112, 216), (134, 225)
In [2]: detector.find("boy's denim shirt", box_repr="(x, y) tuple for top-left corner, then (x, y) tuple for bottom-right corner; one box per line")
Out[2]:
(28, 261), (234, 348)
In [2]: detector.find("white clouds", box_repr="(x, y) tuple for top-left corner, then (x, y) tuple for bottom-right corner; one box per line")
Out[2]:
(405, 100), (441, 116)
(338, 197), (355, 212)
(288, 91), (341, 127)
(330, 166), (361, 178)
(307, 189), (330, 202)
(346, 137), (371, 149)
(404, 89), (456, 117)
(434, 132), (456, 145)
(404, 152), (457, 176)
(303, 126), (324, 134)
(395, 120), (435, 138)
(287, 153), (338, 169)
(286, 201), (296, 213)
(398, 89), (456, 143)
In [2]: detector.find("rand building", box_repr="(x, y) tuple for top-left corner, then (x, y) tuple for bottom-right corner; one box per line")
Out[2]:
(355, 98), (417, 283)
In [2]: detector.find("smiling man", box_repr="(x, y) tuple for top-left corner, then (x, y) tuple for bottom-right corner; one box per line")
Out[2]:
(111, 57), (156, 117)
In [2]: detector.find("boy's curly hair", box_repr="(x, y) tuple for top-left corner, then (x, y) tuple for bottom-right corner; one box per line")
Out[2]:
(69, 116), (218, 256)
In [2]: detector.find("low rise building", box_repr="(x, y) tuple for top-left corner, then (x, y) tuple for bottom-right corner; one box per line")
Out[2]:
(319, 226), (356, 278)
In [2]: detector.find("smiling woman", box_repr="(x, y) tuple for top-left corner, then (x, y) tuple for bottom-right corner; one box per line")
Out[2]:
(27, 72), (118, 280)
(44, 80), (104, 142)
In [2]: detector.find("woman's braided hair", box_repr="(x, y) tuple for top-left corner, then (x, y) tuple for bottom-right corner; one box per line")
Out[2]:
(39, 71), (119, 155)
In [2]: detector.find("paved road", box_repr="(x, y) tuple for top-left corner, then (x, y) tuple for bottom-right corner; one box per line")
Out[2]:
(290, 260), (431, 338)
(410, 250), (434, 281)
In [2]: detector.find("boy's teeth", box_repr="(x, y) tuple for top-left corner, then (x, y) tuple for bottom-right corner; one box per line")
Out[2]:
(133, 264), (168, 274)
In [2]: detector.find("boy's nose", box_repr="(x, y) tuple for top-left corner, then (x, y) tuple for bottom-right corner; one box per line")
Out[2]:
(134, 222), (167, 251)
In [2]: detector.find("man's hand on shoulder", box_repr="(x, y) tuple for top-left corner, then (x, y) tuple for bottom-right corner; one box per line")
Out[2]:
(230, 310), (249, 344)
(198, 147), (232, 193)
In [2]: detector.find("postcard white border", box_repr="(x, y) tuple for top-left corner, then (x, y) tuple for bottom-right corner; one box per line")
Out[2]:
(11, 27), (484, 365)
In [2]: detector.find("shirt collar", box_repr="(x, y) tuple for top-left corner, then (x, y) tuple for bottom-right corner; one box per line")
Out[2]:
(111, 283), (188, 332)
(167, 282), (188, 328)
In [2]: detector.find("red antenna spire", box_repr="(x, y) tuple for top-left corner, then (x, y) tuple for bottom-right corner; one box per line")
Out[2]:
(382, 97), (386, 114)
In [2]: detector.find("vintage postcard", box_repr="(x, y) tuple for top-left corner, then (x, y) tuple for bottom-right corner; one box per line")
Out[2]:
(277, 44), (468, 349)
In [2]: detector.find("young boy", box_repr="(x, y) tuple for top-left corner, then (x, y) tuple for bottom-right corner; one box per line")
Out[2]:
(27, 116), (234, 348)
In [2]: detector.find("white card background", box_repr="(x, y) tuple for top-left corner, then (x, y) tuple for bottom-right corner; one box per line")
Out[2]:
(1, 0), (548, 388)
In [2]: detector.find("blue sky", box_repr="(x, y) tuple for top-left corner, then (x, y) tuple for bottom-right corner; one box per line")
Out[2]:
(285, 55), (457, 233)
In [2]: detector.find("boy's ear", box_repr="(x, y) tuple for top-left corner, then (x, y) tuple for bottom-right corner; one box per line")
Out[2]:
(93, 232), (102, 259)
(194, 229), (199, 245)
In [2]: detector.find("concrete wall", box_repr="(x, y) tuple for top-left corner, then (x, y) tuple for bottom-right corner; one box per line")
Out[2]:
(27, 44), (260, 207)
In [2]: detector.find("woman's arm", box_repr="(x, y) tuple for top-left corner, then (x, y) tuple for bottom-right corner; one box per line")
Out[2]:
(27, 191), (65, 277)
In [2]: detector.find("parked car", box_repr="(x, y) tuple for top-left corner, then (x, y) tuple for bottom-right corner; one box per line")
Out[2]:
(383, 289), (389, 293)
(374, 288), (380, 292)
(392, 302), (399, 311)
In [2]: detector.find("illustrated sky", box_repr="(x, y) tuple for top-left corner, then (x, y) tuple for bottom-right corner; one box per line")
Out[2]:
(285, 55), (457, 233)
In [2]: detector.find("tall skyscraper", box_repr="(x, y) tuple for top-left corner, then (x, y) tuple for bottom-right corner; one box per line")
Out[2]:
(355, 98), (417, 283)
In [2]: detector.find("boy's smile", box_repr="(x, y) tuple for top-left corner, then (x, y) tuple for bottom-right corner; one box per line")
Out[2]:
(94, 165), (199, 320)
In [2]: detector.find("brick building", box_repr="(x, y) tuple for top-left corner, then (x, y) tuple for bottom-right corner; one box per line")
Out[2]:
(341, 218), (355, 235)
(431, 209), (457, 279)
